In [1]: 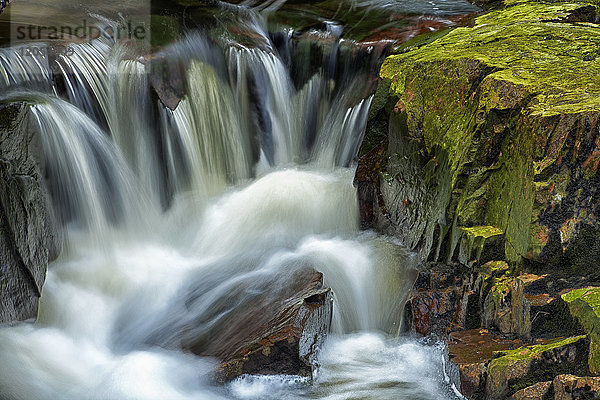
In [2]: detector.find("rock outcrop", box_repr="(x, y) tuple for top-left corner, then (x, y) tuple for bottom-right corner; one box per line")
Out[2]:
(0, 103), (58, 323)
(358, 0), (600, 273)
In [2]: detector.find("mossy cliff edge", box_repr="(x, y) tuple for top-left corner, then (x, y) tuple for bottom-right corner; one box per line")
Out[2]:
(356, 1), (600, 397)
(358, 0), (600, 275)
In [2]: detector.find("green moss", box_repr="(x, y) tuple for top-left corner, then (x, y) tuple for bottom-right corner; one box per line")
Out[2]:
(461, 225), (504, 239)
(380, 3), (600, 117)
(150, 15), (180, 48)
(480, 260), (510, 274)
(378, 1), (600, 265)
(487, 334), (589, 397)
(494, 335), (587, 362)
(562, 288), (600, 373)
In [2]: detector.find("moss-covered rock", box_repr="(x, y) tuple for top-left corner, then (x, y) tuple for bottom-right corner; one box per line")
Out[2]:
(359, 0), (600, 275)
(482, 272), (532, 338)
(562, 287), (600, 374)
(487, 335), (589, 399)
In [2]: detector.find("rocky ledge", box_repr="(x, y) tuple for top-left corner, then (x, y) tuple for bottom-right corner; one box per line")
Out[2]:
(358, 0), (600, 398)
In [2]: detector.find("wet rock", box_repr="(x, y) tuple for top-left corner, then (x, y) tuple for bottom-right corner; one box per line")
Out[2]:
(449, 329), (524, 399)
(148, 56), (186, 111)
(180, 267), (333, 382)
(553, 374), (600, 400)
(486, 335), (589, 400)
(403, 264), (477, 336)
(0, 103), (59, 323)
(509, 381), (552, 400)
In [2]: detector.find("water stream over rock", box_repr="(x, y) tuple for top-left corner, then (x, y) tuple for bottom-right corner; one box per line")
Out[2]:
(0, 0), (477, 398)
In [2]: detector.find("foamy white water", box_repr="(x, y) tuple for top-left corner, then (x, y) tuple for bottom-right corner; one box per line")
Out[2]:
(0, 8), (462, 399)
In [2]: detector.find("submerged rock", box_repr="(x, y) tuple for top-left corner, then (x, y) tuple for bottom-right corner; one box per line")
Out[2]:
(180, 267), (333, 382)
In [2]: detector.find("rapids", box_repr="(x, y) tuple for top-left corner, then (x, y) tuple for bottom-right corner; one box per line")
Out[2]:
(0, 0), (477, 398)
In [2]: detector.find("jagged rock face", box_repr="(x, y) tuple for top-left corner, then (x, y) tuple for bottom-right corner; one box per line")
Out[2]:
(0, 103), (58, 323)
(403, 261), (532, 339)
(358, 0), (600, 273)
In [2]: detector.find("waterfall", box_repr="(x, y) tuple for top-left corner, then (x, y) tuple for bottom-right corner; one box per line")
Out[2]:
(0, 8), (462, 400)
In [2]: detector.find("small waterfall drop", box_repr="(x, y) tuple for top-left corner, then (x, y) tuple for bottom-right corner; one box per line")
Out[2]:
(0, 4), (463, 399)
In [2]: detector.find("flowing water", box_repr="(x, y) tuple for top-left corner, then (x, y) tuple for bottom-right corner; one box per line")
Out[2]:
(0, 1), (476, 398)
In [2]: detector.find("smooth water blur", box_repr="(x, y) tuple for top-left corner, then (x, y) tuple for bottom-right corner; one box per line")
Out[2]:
(0, 0), (471, 398)
(231, 333), (461, 400)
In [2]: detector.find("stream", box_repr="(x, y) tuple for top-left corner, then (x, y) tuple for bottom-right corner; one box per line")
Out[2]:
(0, 0), (477, 398)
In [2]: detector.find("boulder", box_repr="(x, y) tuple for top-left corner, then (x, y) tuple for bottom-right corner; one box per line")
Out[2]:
(509, 381), (552, 400)
(0, 103), (58, 323)
(486, 335), (590, 399)
(553, 374), (600, 400)
(179, 267), (334, 382)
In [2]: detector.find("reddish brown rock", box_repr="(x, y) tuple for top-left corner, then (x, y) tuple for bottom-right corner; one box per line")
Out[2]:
(181, 267), (334, 382)
(553, 374), (600, 400)
(449, 329), (524, 398)
(403, 265), (479, 336)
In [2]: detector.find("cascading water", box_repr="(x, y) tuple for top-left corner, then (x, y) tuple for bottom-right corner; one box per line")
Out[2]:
(0, 2), (471, 399)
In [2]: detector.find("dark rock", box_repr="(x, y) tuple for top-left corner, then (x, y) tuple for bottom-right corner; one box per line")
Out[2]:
(0, 103), (59, 323)
(148, 57), (186, 110)
(403, 264), (476, 336)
